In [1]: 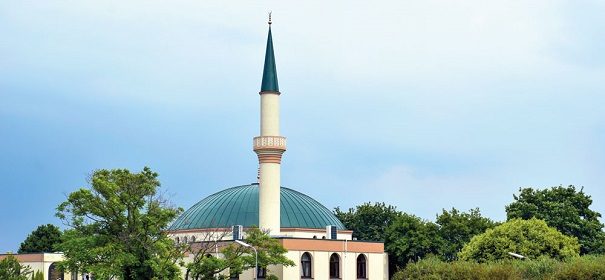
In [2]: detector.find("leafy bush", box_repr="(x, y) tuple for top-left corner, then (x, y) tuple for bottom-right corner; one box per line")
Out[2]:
(556, 255), (605, 279)
(0, 255), (32, 280)
(394, 255), (605, 280)
(458, 218), (579, 262)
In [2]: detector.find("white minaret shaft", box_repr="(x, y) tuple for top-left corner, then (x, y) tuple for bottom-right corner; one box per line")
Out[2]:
(254, 20), (285, 235)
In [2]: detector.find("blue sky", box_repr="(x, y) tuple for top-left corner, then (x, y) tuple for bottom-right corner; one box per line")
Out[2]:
(1, 0), (604, 252)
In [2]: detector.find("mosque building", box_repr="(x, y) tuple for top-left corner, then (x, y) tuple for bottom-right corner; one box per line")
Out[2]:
(0, 18), (388, 280)
(167, 18), (388, 280)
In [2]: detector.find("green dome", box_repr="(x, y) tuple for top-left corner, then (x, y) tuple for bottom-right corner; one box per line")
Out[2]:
(169, 184), (345, 231)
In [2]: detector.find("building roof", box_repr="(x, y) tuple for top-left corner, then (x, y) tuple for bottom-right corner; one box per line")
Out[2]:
(169, 184), (345, 231)
(260, 27), (279, 92)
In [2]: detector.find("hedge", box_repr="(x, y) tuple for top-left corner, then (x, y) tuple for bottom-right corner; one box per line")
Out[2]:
(394, 255), (605, 280)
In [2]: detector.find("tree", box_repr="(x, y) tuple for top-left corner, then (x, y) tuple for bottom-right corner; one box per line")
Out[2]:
(18, 224), (63, 253)
(0, 255), (32, 280)
(55, 167), (184, 280)
(185, 227), (294, 280)
(458, 218), (580, 262)
(334, 202), (401, 241)
(506, 185), (605, 254)
(435, 208), (497, 261)
(385, 213), (442, 269)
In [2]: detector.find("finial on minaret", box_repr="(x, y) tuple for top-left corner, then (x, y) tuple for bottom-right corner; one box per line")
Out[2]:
(268, 11), (272, 25)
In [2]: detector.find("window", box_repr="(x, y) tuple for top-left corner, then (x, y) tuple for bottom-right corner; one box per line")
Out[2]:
(257, 267), (267, 279)
(329, 253), (340, 279)
(301, 252), (312, 278)
(48, 263), (64, 280)
(183, 236), (188, 243)
(357, 254), (367, 279)
(191, 236), (196, 242)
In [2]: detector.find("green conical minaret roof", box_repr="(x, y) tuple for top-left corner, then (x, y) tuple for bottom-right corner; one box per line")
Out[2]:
(261, 26), (279, 92)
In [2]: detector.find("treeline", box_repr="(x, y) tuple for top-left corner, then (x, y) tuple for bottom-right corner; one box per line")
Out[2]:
(334, 185), (605, 275)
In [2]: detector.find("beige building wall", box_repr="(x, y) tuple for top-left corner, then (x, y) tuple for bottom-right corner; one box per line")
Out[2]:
(280, 250), (388, 280)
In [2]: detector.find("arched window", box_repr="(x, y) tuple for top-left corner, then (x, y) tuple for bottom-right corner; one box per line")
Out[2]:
(191, 236), (196, 242)
(183, 236), (188, 243)
(176, 237), (180, 243)
(48, 263), (64, 280)
(301, 252), (312, 278)
(357, 254), (367, 279)
(329, 253), (340, 279)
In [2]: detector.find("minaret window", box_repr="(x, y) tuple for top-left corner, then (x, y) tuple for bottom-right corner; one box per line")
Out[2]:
(357, 254), (367, 279)
(301, 252), (312, 278)
(329, 253), (340, 279)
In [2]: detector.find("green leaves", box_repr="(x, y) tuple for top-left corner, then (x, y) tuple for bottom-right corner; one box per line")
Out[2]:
(506, 185), (605, 254)
(385, 213), (442, 266)
(336, 203), (497, 270)
(335, 202), (401, 242)
(186, 227), (294, 279)
(0, 255), (32, 280)
(436, 208), (497, 261)
(458, 218), (580, 262)
(17, 224), (62, 253)
(55, 167), (183, 280)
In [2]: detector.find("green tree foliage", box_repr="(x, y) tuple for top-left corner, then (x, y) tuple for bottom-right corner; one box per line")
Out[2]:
(186, 227), (294, 280)
(394, 255), (605, 280)
(506, 185), (605, 254)
(0, 255), (32, 280)
(334, 202), (401, 241)
(458, 218), (580, 262)
(385, 213), (442, 268)
(18, 224), (62, 253)
(55, 167), (184, 280)
(435, 208), (497, 261)
(32, 270), (43, 280)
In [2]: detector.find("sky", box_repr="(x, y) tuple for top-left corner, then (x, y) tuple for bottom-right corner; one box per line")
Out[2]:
(1, 0), (604, 252)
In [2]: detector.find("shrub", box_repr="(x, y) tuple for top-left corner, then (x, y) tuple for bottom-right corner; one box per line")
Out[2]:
(394, 255), (605, 280)
(458, 218), (579, 262)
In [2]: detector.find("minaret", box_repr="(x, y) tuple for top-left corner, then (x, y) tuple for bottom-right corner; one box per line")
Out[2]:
(254, 14), (286, 235)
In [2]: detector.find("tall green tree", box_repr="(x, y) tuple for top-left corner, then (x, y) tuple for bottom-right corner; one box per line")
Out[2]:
(506, 185), (605, 254)
(459, 218), (580, 262)
(0, 255), (32, 280)
(435, 208), (497, 261)
(18, 224), (63, 253)
(56, 167), (184, 280)
(334, 202), (401, 241)
(385, 213), (442, 269)
(186, 227), (294, 280)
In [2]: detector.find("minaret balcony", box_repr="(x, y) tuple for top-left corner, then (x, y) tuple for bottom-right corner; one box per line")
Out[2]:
(253, 136), (287, 152)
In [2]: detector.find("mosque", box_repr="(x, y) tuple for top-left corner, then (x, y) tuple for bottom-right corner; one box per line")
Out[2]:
(0, 19), (388, 280)
(167, 18), (388, 279)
